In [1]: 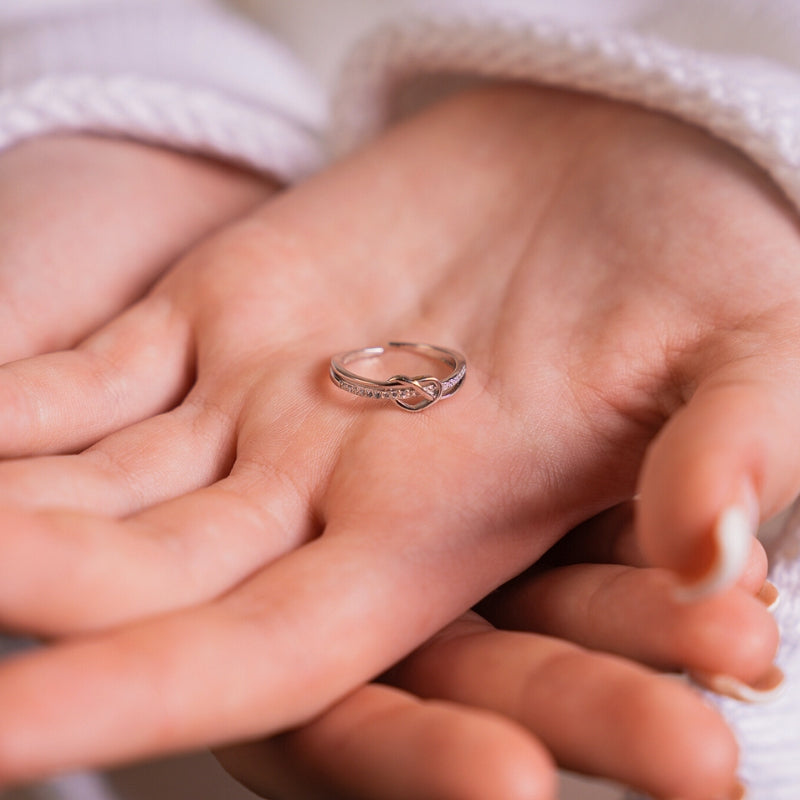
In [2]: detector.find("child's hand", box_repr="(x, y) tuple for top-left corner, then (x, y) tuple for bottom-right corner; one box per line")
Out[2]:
(0, 133), (274, 361)
(217, 516), (769, 800)
(0, 86), (792, 794)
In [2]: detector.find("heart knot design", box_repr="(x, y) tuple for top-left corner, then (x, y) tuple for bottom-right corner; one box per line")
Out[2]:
(388, 375), (444, 412)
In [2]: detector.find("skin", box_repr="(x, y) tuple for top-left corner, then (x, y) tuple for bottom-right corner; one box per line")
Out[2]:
(0, 85), (794, 797)
(0, 133), (274, 359)
(219, 521), (769, 800)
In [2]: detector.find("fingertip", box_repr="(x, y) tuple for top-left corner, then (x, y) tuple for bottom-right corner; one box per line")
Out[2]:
(284, 686), (557, 800)
(637, 402), (762, 599)
(673, 590), (781, 685)
(672, 494), (755, 602)
(218, 693), (557, 800)
(638, 371), (800, 605)
(431, 707), (557, 800)
(634, 678), (740, 799)
(756, 579), (780, 611)
(740, 538), (769, 595)
(691, 664), (785, 704)
(553, 655), (740, 799)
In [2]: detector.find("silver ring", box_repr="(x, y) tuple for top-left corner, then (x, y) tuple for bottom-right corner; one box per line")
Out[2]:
(330, 342), (466, 412)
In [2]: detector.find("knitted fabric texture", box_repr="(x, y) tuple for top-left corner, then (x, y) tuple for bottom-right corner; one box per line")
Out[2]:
(709, 510), (800, 799)
(334, 13), (800, 212)
(0, 1), (325, 182)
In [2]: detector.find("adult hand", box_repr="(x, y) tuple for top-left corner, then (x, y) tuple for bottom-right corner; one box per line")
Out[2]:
(218, 509), (770, 800)
(0, 133), (274, 361)
(0, 87), (791, 797)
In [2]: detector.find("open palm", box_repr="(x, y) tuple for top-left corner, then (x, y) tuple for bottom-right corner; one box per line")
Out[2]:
(0, 87), (792, 795)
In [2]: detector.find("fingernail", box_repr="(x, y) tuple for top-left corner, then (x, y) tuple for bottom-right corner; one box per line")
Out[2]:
(757, 580), (780, 612)
(692, 664), (784, 703)
(722, 779), (747, 800)
(674, 482), (757, 603)
(732, 780), (747, 800)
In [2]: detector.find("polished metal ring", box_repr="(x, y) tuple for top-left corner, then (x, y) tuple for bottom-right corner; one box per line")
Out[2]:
(329, 342), (466, 412)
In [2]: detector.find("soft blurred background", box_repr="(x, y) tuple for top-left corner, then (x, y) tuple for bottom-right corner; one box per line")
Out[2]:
(1, 752), (623, 800)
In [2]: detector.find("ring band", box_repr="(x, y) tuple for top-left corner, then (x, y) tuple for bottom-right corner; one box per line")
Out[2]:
(330, 342), (466, 412)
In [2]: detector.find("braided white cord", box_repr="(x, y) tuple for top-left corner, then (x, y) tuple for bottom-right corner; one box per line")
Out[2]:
(0, 1), (326, 182)
(334, 15), (800, 209)
(0, 74), (323, 182)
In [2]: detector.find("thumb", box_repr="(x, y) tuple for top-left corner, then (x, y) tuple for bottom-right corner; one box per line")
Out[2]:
(637, 354), (800, 600)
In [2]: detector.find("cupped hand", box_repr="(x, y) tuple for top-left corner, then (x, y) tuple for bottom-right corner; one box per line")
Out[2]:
(0, 133), (274, 361)
(0, 86), (794, 790)
(217, 510), (770, 800)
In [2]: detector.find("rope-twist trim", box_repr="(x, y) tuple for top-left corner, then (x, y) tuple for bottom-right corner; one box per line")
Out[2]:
(0, 74), (324, 182)
(334, 15), (800, 210)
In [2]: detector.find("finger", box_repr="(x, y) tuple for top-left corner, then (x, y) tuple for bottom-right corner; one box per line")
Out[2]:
(540, 501), (646, 569)
(0, 134), (274, 363)
(0, 499), (518, 783)
(0, 383), (344, 634)
(0, 458), (317, 635)
(638, 352), (800, 599)
(480, 563), (779, 686)
(0, 402), (535, 779)
(538, 501), (768, 591)
(388, 615), (744, 800)
(0, 297), (192, 457)
(0, 402), (233, 516)
(217, 684), (554, 800)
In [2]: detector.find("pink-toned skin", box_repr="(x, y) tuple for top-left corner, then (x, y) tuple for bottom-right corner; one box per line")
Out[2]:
(0, 86), (795, 798)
